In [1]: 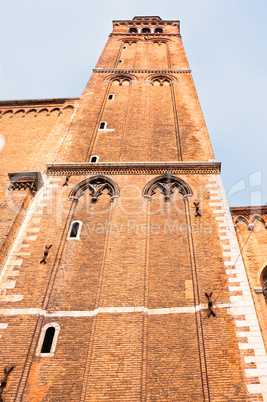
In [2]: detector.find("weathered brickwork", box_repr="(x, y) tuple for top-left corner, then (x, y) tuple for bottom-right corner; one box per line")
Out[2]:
(231, 207), (267, 357)
(0, 15), (266, 401)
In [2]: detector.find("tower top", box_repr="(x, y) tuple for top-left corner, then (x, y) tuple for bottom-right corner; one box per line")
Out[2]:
(133, 16), (162, 21)
(112, 16), (179, 28)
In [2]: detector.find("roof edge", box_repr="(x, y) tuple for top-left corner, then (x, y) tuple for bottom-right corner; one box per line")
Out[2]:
(0, 97), (79, 107)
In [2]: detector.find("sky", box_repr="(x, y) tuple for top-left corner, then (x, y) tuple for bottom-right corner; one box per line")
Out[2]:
(0, 0), (266, 207)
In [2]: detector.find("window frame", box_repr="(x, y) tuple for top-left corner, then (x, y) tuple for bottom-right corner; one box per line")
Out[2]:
(129, 27), (138, 34)
(99, 121), (107, 130)
(67, 220), (83, 240)
(90, 155), (99, 163)
(36, 323), (60, 357)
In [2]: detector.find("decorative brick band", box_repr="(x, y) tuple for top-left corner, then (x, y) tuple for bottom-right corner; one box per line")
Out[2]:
(93, 68), (191, 75)
(46, 161), (221, 176)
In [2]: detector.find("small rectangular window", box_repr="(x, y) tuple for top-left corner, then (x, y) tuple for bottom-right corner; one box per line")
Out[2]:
(108, 94), (114, 100)
(99, 122), (106, 129)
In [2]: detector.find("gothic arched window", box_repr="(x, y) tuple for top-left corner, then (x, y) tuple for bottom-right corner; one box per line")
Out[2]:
(69, 175), (120, 203)
(143, 174), (193, 201)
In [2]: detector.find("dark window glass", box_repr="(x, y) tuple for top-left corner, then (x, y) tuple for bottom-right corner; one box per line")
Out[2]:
(99, 122), (105, 129)
(41, 327), (55, 353)
(155, 28), (163, 33)
(129, 27), (138, 33)
(91, 156), (98, 163)
(108, 94), (114, 100)
(70, 222), (80, 238)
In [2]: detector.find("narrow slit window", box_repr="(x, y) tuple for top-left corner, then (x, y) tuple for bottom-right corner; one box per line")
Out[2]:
(41, 327), (55, 353)
(99, 121), (106, 130)
(123, 46), (127, 49)
(90, 156), (99, 163)
(70, 222), (80, 238)
(118, 59), (123, 63)
(68, 221), (82, 240)
(108, 94), (114, 100)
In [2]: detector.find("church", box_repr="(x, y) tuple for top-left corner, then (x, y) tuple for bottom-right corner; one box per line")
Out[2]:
(0, 16), (267, 401)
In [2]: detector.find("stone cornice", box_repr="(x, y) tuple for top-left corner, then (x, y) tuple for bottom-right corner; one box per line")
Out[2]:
(0, 98), (78, 108)
(46, 162), (221, 176)
(230, 206), (267, 217)
(8, 171), (43, 195)
(93, 68), (191, 75)
(109, 33), (181, 37)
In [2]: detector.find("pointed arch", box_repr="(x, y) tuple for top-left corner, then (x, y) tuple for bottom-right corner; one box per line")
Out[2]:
(2, 110), (13, 116)
(105, 73), (137, 84)
(26, 108), (37, 115)
(50, 107), (60, 114)
(38, 108), (49, 114)
(251, 214), (266, 227)
(122, 38), (141, 45)
(63, 105), (74, 111)
(145, 73), (176, 85)
(69, 175), (120, 203)
(148, 38), (170, 44)
(143, 174), (193, 201)
(234, 215), (249, 227)
(14, 109), (25, 116)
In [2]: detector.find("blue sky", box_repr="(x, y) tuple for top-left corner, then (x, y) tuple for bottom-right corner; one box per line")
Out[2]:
(0, 0), (266, 206)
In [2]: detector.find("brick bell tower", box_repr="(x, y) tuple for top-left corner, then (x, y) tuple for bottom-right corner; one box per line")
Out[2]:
(1, 16), (267, 401)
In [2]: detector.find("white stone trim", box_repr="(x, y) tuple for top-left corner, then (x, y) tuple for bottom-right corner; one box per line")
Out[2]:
(0, 176), (59, 302)
(209, 174), (267, 401)
(90, 155), (99, 163)
(36, 322), (60, 357)
(67, 220), (82, 240)
(0, 303), (230, 318)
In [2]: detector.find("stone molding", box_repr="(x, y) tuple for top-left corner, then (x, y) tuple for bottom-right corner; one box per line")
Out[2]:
(230, 206), (267, 228)
(94, 68), (191, 75)
(46, 162), (221, 176)
(109, 33), (181, 37)
(143, 173), (193, 200)
(8, 171), (43, 195)
(69, 175), (120, 202)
